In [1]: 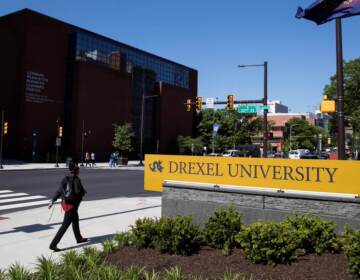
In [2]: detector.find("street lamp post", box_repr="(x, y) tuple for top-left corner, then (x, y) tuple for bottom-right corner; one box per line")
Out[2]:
(80, 119), (91, 167)
(139, 94), (158, 166)
(238, 61), (268, 158)
(32, 131), (37, 162)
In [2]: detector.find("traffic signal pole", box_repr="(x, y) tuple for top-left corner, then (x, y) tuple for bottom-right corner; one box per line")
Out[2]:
(263, 61), (268, 158)
(55, 119), (59, 167)
(336, 18), (345, 160)
(0, 111), (4, 169)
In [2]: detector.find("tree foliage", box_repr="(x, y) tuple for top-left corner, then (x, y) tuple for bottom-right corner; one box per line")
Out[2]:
(283, 118), (327, 151)
(323, 58), (360, 136)
(177, 136), (203, 155)
(112, 123), (134, 157)
(196, 109), (263, 153)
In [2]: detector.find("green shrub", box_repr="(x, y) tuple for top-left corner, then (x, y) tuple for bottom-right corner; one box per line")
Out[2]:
(0, 269), (7, 280)
(235, 221), (301, 265)
(34, 256), (61, 280)
(342, 225), (360, 279)
(155, 216), (201, 256)
(163, 266), (183, 280)
(102, 239), (116, 254)
(143, 270), (161, 280)
(92, 264), (121, 280)
(203, 205), (242, 252)
(121, 266), (145, 280)
(61, 250), (84, 268)
(7, 263), (32, 280)
(284, 214), (339, 254)
(113, 231), (132, 249)
(130, 217), (159, 249)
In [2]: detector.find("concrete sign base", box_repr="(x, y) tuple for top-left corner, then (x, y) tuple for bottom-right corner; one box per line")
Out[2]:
(162, 181), (360, 233)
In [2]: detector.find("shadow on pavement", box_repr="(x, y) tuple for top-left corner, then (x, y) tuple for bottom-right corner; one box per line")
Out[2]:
(59, 233), (114, 251)
(0, 205), (161, 236)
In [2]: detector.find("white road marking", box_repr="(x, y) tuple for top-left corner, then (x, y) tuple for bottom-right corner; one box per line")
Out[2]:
(0, 190), (12, 194)
(0, 193), (28, 199)
(0, 195), (46, 204)
(0, 200), (50, 211)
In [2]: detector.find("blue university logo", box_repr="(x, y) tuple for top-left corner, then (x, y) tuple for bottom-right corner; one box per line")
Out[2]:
(149, 160), (164, 173)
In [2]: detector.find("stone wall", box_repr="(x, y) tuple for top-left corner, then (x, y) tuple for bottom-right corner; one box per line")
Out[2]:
(162, 182), (360, 233)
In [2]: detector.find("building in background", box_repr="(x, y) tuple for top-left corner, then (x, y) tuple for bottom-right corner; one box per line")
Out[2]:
(0, 9), (197, 161)
(267, 100), (288, 114)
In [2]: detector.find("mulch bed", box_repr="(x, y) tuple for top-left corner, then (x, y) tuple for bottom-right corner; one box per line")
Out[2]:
(106, 246), (352, 280)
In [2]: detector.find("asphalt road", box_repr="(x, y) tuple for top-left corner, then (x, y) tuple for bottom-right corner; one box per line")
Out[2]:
(0, 168), (156, 215)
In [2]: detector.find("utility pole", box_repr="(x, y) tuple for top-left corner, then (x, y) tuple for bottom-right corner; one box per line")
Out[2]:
(55, 119), (59, 167)
(237, 62), (269, 158)
(263, 61), (268, 158)
(0, 111), (4, 169)
(81, 119), (85, 166)
(336, 18), (345, 160)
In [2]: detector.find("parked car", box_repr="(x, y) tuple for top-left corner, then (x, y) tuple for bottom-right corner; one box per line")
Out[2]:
(237, 145), (261, 158)
(300, 152), (319, 159)
(208, 152), (221, 157)
(222, 150), (241, 157)
(289, 149), (309, 159)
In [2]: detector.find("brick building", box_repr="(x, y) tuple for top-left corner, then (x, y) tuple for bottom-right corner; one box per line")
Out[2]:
(0, 9), (197, 161)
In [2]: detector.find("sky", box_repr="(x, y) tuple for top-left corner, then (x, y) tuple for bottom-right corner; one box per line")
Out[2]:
(1, 0), (360, 113)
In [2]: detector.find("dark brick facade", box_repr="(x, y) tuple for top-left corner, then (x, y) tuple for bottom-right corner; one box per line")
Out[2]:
(0, 9), (197, 161)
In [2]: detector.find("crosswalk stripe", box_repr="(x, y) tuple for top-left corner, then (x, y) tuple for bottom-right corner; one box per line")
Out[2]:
(0, 200), (51, 211)
(0, 193), (28, 199)
(0, 190), (12, 194)
(0, 195), (46, 204)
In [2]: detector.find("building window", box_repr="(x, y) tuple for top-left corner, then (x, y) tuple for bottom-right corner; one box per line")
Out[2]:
(75, 32), (190, 89)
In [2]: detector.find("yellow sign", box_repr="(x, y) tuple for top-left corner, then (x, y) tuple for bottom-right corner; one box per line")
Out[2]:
(144, 154), (360, 195)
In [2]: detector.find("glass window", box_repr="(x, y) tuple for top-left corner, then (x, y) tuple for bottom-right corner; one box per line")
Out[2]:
(75, 31), (190, 89)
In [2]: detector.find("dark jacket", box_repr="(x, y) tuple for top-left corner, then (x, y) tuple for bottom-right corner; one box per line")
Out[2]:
(52, 174), (86, 205)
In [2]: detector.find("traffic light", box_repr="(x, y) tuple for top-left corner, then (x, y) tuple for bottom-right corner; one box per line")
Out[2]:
(196, 96), (202, 112)
(58, 126), (63, 137)
(320, 95), (335, 113)
(227, 94), (234, 110)
(185, 99), (192, 112)
(3, 122), (8, 135)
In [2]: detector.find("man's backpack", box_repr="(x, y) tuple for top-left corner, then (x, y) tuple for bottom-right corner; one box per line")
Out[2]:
(61, 176), (76, 202)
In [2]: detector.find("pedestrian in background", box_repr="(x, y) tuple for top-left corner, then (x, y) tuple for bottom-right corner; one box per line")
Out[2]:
(85, 152), (90, 167)
(91, 152), (96, 167)
(48, 162), (88, 252)
(109, 152), (114, 167)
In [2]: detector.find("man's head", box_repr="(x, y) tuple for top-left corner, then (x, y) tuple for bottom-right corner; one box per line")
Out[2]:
(69, 162), (80, 175)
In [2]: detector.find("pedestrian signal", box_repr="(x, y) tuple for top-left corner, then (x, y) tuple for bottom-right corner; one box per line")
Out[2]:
(227, 94), (234, 110)
(196, 96), (202, 112)
(185, 99), (192, 112)
(58, 126), (63, 137)
(3, 122), (8, 135)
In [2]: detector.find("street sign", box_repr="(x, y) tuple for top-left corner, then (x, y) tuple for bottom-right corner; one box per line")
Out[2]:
(206, 98), (214, 109)
(260, 105), (269, 110)
(56, 137), (61, 146)
(213, 123), (220, 135)
(238, 105), (257, 114)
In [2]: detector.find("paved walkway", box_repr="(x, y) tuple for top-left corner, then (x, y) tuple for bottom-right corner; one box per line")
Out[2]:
(0, 195), (161, 270)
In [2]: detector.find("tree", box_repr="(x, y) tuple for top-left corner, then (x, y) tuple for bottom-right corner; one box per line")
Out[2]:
(196, 109), (263, 153)
(284, 118), (327, 151)
(112, 123), (135, 158)
(323, 58), (360, 137)
(177, 136), (203, 155)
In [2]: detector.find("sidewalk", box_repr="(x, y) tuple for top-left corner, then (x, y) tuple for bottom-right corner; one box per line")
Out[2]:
(0, 195), (161, 270)
(0, 161), (144, 171)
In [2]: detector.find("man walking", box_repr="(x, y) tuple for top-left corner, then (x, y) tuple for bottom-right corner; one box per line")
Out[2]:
(48, 162), (88, 251)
